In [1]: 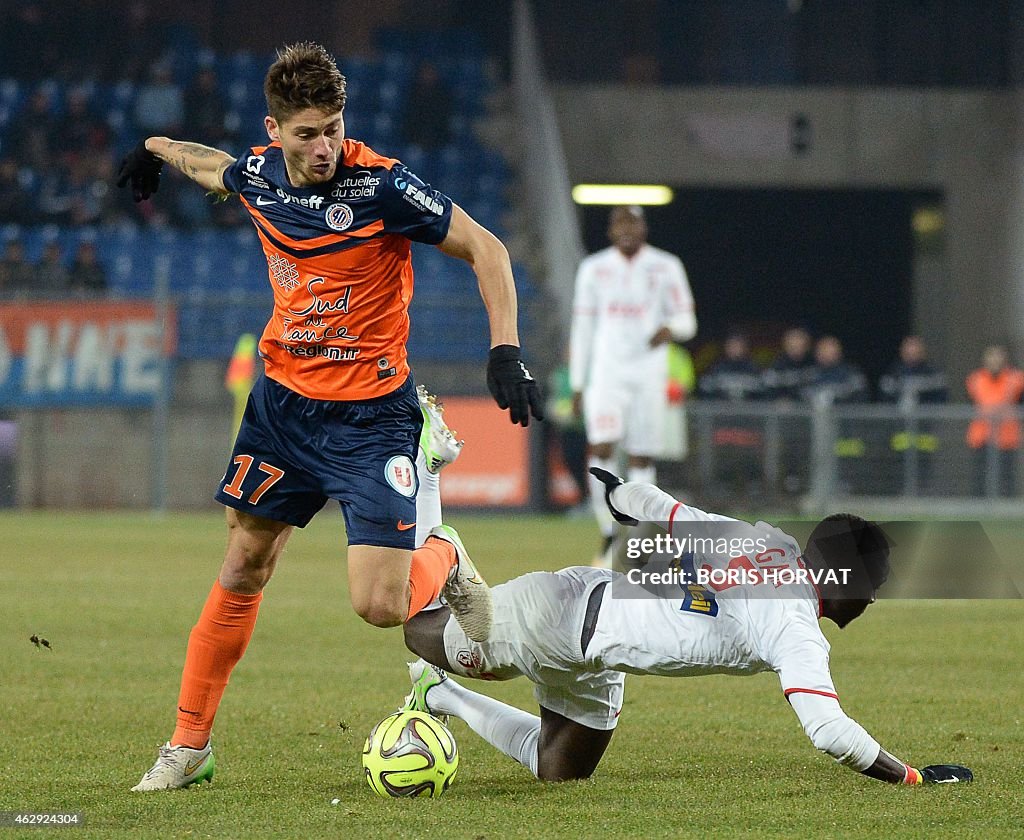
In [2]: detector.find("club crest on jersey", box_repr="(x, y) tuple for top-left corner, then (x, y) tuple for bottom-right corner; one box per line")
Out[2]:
(384, 455), (417, 497)
(325, 202), (354, 231)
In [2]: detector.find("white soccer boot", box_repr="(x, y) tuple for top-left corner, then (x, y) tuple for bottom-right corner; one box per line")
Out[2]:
(401, 658), (451, 726)
(131, 741), (215, 791)
(429, 524), (492, 642)
(417, 385), (464, 474)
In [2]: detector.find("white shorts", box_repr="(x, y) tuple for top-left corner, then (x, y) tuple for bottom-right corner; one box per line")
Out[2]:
(442, 567), (625, 731)
(584, 381), (667, 456)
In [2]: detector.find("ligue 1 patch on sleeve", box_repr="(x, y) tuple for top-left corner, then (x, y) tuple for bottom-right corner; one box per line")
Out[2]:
(385, 455), (417, 497)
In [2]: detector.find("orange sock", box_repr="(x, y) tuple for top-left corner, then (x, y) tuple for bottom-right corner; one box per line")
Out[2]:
(171, 580), (262, 749)
(407, 537), (456, 620)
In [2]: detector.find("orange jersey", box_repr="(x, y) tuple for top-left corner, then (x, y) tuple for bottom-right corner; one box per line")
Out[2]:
(222, 139), (453, 400)
(965, 367), (1024, 449)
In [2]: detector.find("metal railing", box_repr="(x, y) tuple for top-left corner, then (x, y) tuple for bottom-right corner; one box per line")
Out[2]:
(684, 400), (1024, 515)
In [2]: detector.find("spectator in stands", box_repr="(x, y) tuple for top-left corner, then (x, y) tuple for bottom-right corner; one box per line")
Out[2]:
(134, 60), (184, 136)
(185, 67), (230, 148)
(9, 89), (58, 171)
(762, 326), (815, 401)
(878, 335), (948, 493)
(763, 326), (816, 494)
(806, 335), (869, 494)
(39, 156), (112, 227)
(64, 88), (112, 159)
(0, 240), (35, 299)
(966, 344), (1024, 497)
(698, 332), (765, 402)
(36, 160), (75, 225)
(805, 335), (868, 405)
(36, 241), (69, 297)
(98, 1), (166, 82)
(0, 158), (35, 225)
(698, 331), (766, 500)
(879, 336), (948, 408)
(401, 61), (454, 150)
(69, 241), (108, 297)
(0, 3), (51, 81)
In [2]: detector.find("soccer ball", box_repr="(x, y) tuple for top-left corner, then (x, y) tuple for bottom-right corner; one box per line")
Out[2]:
(361, 710), (459, 798)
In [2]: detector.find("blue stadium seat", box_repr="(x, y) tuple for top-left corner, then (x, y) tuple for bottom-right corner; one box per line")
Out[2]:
(0, 79), (21, 107)
(2, 26), (516, 366)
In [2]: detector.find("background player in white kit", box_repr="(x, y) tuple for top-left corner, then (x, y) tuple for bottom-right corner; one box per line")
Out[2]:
(569, 206), (697, 560)
(400, 468), (973, 786)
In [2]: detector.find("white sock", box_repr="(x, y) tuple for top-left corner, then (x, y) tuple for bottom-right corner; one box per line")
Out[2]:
(415, 448), (442, 548)
(427, 678), (540, 777)
(587, 454), (618, 539)
(611, 480), (680, 523)
(627, 463), (656, 486)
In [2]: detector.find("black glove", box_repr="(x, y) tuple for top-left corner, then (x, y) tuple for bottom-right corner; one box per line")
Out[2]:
(920, 764), (973, 784)
(486, 344), (544, 427)
(116, 140), (163, 202)
(588, 467), (638, 526)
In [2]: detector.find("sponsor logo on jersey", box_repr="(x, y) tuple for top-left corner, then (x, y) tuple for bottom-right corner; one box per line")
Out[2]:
(331, 169), (382, 200)
(324, 202), (354, 231)
(273, 339), (360, 361)
(274, 189), (325, 209)
(394, 176), (445, 216)
(255, 195), (277, 206)
(246, 154), (266, 174)
(243, 174), (270, 189)
(268, 252), (300, 291)
(287, 279), (352, 318)
(385, 455), (417, 497)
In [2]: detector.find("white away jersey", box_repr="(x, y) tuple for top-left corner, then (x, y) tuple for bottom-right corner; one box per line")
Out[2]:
(569, 244), (695, 391)
(589, 516), (836, 703)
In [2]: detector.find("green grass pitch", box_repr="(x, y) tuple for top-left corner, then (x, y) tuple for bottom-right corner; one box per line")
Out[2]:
(2, 510), (1023, 838)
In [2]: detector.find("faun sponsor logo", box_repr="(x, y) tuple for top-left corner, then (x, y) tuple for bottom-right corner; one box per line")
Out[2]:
(394, 176), (444, 215)
(331, 169), (381, 200)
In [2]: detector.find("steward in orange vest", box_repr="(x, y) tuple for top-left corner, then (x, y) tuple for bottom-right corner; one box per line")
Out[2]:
(966, 346), (1024, 450)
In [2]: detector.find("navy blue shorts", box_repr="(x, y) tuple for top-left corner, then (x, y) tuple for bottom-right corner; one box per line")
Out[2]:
(215, 374), (422, 549)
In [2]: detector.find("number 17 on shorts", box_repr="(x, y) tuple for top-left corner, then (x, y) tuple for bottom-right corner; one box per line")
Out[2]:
(221, 455), (286, 505)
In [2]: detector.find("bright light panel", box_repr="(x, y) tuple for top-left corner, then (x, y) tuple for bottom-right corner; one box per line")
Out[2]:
(571, 184), (674, 205)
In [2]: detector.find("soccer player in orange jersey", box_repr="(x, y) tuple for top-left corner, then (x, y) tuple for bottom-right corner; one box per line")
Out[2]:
(117, 42), (542, 790)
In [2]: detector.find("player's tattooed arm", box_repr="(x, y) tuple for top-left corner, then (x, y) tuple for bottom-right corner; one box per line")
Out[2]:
(144, 137), (235, 195)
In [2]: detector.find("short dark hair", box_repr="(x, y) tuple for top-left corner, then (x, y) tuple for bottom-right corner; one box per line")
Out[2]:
(264, 42), (347, 122)
(805, 514), (890, 599)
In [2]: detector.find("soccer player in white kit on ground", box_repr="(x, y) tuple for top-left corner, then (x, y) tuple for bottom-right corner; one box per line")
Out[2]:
(569, 205), (697, 561)
(400, 468), (973, 786)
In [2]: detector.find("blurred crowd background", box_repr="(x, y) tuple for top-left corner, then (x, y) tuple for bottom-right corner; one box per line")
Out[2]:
(1, 0), (1023, 512)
